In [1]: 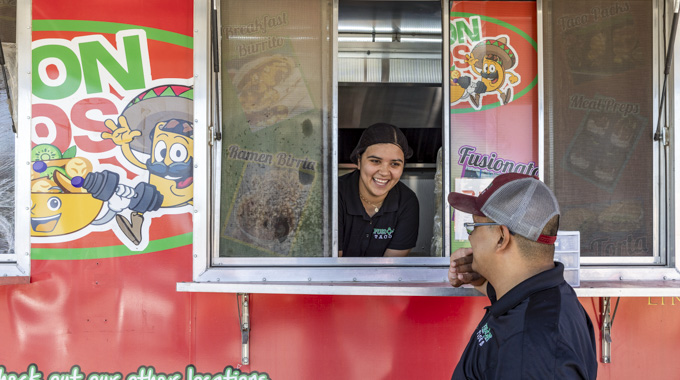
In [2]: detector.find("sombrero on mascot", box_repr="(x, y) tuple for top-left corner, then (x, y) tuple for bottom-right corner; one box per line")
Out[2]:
(470, 36), (517, 71)
(121, 85), (193, 154)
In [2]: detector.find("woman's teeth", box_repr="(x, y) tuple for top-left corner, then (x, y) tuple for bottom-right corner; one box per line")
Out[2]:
(373, 178), (388, 186)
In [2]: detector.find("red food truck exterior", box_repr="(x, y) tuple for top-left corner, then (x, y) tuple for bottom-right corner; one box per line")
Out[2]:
(1, 0), (680, 379)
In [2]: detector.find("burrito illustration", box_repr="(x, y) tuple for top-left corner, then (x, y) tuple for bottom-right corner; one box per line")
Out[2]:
(231, 54), (314, 131)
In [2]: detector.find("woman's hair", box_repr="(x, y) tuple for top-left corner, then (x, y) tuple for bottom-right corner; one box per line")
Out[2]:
(350, 123), (412, 164)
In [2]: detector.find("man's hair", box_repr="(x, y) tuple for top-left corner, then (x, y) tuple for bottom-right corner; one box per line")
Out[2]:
(514, 214), (560, 262)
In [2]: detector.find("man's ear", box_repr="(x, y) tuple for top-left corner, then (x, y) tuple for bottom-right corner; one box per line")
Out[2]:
(497, 225), (512, 251)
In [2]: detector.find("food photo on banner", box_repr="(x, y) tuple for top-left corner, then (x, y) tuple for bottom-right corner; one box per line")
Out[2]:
(543, 0), (653, 257)
(218, 0), (330, 257)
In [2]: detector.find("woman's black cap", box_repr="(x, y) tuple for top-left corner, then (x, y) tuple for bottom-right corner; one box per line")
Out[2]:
(349, 123), (413, 164)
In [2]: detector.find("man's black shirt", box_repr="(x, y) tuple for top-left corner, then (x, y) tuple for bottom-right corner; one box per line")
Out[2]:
(452, 262), (598, 379)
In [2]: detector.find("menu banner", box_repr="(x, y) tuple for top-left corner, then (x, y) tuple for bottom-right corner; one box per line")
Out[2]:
(218, 0), (331, 257)
(543, 0), (653, 257)
(29, 16), (194, 256)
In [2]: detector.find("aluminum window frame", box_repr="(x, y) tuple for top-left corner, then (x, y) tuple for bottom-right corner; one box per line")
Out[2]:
(1, 1), (31, 281)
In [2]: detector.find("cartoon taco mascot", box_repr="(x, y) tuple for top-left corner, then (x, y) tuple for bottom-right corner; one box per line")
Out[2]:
(102, 85), (194, 245)
(458, 36), (519, 108)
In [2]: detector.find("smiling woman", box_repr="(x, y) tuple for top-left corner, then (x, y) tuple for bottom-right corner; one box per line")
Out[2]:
(338, 123), (419, 257)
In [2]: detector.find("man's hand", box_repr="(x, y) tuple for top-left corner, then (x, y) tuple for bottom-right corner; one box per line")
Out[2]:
(449, 247), (486, 287)
(102, 116), (141, 146)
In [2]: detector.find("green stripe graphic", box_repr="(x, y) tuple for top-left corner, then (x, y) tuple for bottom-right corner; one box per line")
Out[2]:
(32, 232), (193, 260)
(33, 20), (193, 49)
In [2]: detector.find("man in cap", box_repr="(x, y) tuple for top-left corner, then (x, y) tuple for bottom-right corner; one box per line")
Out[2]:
(338, 123), (419, 257)
(447, 173), (597, 379)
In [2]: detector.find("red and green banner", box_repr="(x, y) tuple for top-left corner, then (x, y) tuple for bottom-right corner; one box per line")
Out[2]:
(30, 1), (194, 258)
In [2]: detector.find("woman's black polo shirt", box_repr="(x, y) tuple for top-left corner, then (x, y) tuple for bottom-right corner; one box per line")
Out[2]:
(338, 170), (419, 257)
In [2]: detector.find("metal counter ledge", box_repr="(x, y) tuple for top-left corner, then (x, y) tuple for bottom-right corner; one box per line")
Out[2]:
(177, 280), (680, 297)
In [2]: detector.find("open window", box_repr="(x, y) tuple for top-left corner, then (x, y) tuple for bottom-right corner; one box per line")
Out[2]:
(190, 0), (454, 287)
(188, 0), (546, 289)
(0, 1), (31, 282)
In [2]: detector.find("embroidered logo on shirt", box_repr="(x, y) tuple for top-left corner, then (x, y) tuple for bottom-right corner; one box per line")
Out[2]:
(476, 323), (493, 347)
(372, 227), (394, 240)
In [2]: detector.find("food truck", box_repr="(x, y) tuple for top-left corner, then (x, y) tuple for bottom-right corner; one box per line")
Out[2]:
(1, 0), (680, 378)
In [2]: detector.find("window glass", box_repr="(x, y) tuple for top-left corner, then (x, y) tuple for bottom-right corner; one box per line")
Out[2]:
(218, 0), (332, 257)
(449, 1), (539, 249)
(542, 0), (654, 258)
(0, 1), (16, 258)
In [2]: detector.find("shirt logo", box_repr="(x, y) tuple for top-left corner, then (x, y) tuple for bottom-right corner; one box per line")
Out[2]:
(476, 323), (493, 347)
(373, 227), (394, 240)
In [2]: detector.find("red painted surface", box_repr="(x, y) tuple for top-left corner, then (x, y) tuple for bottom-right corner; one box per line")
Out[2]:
(3, 1), (680, 379)
(3, 259), (680, 379)
(32, 0), (193, 37)
(0, 248), (192, 371)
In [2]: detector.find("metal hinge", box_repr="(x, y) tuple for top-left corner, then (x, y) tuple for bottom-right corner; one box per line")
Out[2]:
(663, 125), (671, 147)
(600, 296), (620, 363)
(238, 293), (250, 365)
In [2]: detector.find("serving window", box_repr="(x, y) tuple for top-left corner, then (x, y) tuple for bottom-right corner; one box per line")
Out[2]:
(190, 0), (680, 288)
(191, 0), (454, 284)
(191, 0), (555, 284)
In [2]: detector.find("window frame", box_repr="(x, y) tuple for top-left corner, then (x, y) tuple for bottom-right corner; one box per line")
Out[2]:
(537, 0), (680, 283)
(1, 0), (31, 283)
(185, 0), (680, 297)
(191, 0), (453, 284)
